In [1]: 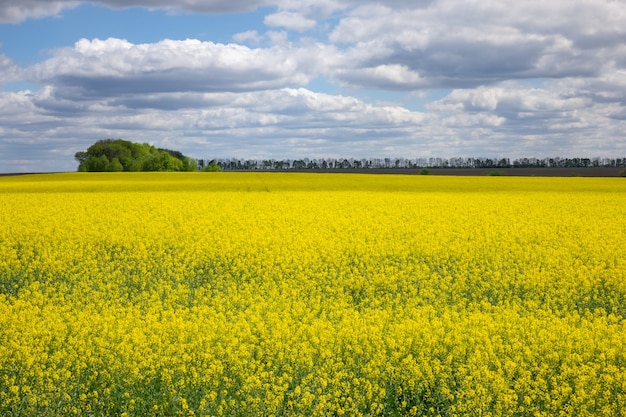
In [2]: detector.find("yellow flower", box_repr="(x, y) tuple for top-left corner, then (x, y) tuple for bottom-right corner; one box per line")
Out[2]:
(1, 173), (625, 416)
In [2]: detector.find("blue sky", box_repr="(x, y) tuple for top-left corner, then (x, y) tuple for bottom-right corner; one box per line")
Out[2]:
(1, 5), (271, 64)
(1, 0), (625, 172)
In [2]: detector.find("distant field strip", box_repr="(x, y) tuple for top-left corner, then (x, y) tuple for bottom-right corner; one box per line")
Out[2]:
(1, 173), (625, 416)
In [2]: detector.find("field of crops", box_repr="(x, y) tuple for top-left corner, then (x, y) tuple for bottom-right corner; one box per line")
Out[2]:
(1, 172), (625, 416)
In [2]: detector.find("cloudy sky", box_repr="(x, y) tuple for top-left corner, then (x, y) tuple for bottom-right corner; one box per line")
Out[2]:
(1, 0), (625, 172)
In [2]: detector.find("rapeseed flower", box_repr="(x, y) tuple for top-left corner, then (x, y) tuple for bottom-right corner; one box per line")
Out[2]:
(0, 173), (625, 416)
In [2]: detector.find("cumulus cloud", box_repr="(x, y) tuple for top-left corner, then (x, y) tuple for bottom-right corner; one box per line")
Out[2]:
(0, 0), (424, 23)
(426, 80), (626, 156)
(232, 30), (262, 45)
(334, 64), (424, 90)
(264, 11), (317, 31)
(0, 0), (266, 22)
(27, 38), (321, 98)
(0, 0), (76, 23)
(328, 0), (626, 89)
(0, 54), (21, 86)
(0, 86), (435, 172)
(429, 84), (588, 114)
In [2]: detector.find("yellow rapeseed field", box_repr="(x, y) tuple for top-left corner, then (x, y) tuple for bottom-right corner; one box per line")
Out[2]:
(1, 172), (625, 416)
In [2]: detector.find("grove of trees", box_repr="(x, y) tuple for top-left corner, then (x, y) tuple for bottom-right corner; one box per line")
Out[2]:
(75, 139), (197, 172)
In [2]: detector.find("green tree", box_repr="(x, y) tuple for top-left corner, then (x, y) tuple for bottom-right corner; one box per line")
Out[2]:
(87, 155), (110, 172)
(164, 153), (183, 171)
(182, 157), (198, 172)
(203, 161), (222, 172)
(74, 151), (88, 165)
(106, 157), (124, 172)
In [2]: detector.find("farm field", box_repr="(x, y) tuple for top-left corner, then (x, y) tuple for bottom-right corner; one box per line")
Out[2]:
(1, 172), (625, 416)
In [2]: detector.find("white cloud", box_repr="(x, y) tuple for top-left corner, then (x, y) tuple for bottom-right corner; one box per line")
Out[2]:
(5, 72), (625, 173)
(334, 64), (424, 90)
(0, 0), (422, 23)
(430, 83), (594, 115)
(0, 86), (437, 172)
(0, 0), (77, 23)
(28, 38), (316, 97)
(426, 80), (626, 157)
(0, 90), (43, 121)
(440, 113), (506, 128)
(0, 0), (266, 22)
(232, 30), (262, 45)
(0, 54), (21, 86)
(328, 0), (626, 90)
(264, 11), (317, 31)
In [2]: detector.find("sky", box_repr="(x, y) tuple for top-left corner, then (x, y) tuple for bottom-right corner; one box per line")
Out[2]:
(0, 0), (625, 172)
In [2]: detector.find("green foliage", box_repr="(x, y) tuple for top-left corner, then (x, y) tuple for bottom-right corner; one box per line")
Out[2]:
(107, 157), (124, 172)
(75, 139), (197, 172)
(488, 171), (505, 176)
(619, 168), (626, 177)
(86, 155), (110, 172)
(203, 161), (223, 172)
(181, 157), (198, 172)
(420, 168), (430, 175)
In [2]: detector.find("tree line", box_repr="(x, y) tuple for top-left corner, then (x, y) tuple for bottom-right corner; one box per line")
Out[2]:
(199, 156), (626, 171)
(75, 140), (625, 173)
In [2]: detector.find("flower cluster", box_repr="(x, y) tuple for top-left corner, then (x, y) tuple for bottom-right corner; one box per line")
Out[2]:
(1, 173), (625, 416)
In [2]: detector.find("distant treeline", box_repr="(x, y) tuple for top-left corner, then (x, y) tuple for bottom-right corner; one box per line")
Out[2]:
(199, 156), (626, 171)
